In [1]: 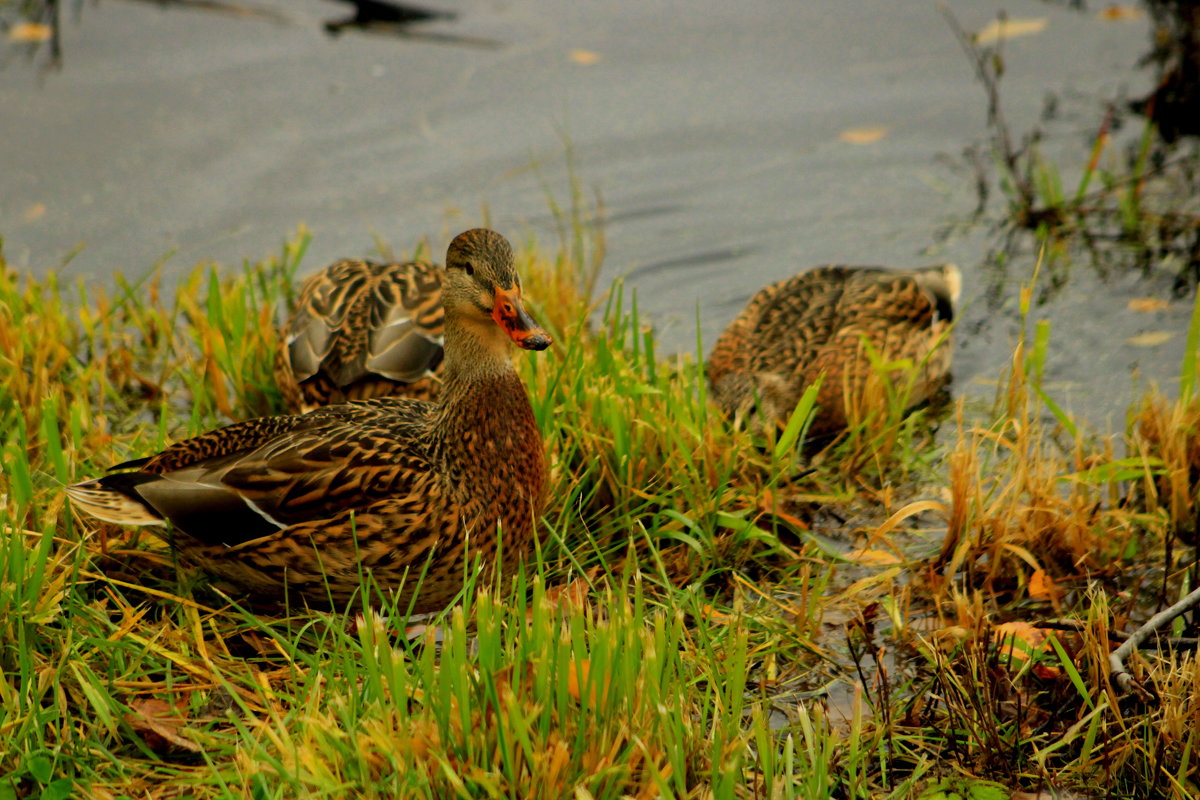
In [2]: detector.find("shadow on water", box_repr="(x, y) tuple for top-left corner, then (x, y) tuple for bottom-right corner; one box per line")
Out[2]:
(630, 246), (759, 281)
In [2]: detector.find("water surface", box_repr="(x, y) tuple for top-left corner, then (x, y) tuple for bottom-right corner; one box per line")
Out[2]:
(1, 0), (1189, 425)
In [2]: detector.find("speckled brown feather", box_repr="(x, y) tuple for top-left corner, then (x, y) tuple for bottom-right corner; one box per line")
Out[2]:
(68, 229), (549, 612)
(275, 259), (444, 413)
(707, 264), (961, 435)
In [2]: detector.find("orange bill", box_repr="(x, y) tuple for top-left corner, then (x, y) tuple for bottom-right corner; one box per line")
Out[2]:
(492, 286), (552, 351)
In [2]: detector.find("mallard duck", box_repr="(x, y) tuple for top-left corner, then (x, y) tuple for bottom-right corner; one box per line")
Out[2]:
(275, 257), (444, 413)
(67, 229), (551, 611)
(706, 264), (961, 436)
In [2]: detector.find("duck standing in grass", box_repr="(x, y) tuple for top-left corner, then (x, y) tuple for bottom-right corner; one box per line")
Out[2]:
(707, 264), (961, 436)
(276, 257), (445, 413)
(67, 229), (550, 611)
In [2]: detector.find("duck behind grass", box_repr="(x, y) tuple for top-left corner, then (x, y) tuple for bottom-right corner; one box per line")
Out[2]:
(68, 229), (550, 612)
(707, 264), (962, 437)
(275, 257), (445, 413)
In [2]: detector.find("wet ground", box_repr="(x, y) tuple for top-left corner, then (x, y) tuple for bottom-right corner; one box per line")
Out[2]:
(1, 0), (1192, 427)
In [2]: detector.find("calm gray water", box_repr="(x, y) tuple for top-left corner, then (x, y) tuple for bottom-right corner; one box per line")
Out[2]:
(0, 0), (1191, 426)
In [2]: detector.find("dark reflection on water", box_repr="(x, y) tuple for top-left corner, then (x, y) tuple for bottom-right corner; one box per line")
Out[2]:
(323, 0), (454, 37)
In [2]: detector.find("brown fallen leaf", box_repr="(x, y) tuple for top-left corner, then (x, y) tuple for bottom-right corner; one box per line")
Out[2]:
(839, 125), (888, 144)
(994, 620), (1045, 662)
(125, 697), (202, 754)
(1097, 4), (1144, 21)
(569, 49), (600, 65)
(975, 17), (1047, 45)
(993, 621), (1061, 676)
(1028, 568), (1063, 603)
(1128, 297), (1170, 313)
(1127, 331), (1173, 347)
(8, 22), (53, 43)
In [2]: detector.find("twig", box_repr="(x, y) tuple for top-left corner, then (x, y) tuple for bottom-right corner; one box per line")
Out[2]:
(1110, 584), (1200, 696)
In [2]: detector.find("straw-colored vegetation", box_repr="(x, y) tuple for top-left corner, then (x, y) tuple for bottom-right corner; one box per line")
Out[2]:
(1, 221), (1198, 799)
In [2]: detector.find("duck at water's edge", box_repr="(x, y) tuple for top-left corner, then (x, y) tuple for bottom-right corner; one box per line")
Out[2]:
(275, 257), (445, 413)
(707, 264), (961, 436)
(68, 229), (550, 611)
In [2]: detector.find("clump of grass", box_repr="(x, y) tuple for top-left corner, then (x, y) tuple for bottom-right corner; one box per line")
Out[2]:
(926, 262), (1162, 601)
(5, 225), (1200, 797)
(1127, 291), (1200, 543)
(515, 228), (815, 589)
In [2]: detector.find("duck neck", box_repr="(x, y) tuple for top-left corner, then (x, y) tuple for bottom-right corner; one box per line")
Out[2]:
(435, 317), (539, 450)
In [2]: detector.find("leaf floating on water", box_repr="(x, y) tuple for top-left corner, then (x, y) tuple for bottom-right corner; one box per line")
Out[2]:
(22, 202), (47, 223)
(1127, 331), (1173, 347)
(839, 125), (888, 144)
(1127, 297), (1169, 313)
(569, 49), (600, 65)
(1097, 4), (1144, 21)
(8, 22), (53, 43)
(974, 17), (1047, 45)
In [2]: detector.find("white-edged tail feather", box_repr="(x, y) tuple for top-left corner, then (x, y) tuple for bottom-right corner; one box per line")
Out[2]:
(65, 480), (165, 527)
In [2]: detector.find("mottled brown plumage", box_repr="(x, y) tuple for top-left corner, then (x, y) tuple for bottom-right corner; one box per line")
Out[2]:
(68, 229), (551, 611)
(275, 258), (444, 413)
(707, 264), (961, 435)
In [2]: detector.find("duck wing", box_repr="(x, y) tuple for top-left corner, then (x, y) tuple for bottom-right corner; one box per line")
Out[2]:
(286, 259), (444, 388)
(77, 399), (438, 547)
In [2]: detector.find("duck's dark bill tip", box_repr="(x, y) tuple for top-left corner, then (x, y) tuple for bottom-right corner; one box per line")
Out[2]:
(512, 330), (553, 351)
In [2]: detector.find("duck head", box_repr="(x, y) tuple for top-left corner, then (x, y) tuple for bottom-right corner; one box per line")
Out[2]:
(443, 228), (552, 352)
(713, 371), (795, 433)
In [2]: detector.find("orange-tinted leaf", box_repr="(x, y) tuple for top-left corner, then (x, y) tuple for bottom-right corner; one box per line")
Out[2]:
(8, 22), (52, 43)
(566, 658), (590, 700)
(565, 658), (610, 705)
(975, 17), (1047, 45)
(1033, 662), (1063, 679)
(22, 202), (47, 222)
(1028, 569), (1062, 602)
(839, 125), (888, 144)
(994, 621), (1046, 663)
(569, 49), (600, 65)
(1097, 4), (1144, 21)
(1128, 297), (1170, 312)
(124, 698), (201, 754)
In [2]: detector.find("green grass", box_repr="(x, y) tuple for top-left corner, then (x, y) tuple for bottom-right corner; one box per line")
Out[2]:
(1, 228), (1200, 798)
